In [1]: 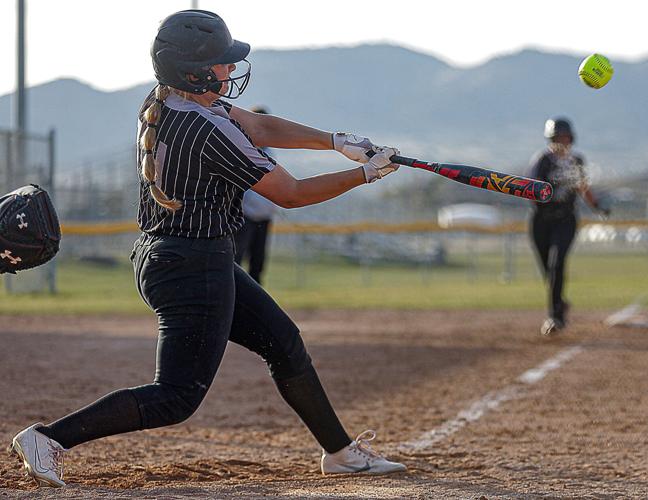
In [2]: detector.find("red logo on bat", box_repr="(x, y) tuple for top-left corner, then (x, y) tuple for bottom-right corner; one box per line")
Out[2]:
(539, 184), (553, 202)
(439, 167), (460, 179)
(470, 176), (485, 187)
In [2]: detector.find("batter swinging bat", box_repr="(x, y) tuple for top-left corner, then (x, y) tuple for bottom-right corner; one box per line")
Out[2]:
(369, 152), (553, 203)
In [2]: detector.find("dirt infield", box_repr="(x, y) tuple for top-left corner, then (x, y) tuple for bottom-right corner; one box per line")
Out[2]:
(1, 310), (647, 498)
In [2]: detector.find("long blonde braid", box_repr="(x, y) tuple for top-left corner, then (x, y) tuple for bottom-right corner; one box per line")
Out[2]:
(139, 85), (182, 211)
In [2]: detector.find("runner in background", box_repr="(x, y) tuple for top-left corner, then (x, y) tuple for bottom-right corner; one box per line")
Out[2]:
(235, 106), (277, 285)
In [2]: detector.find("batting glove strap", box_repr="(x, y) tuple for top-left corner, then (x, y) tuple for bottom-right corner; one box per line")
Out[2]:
(0, 185), (61, 274)
(332, 132), (376, 163)
(361, 147), (400, 183)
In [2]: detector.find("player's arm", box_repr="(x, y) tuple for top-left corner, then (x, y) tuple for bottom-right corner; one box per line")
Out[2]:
(229, 106), (332, 150)
(575, 157), (609, 216)
(251, 149), (399, 208)
(582, 187), (598, 207)
(580, 184), (609, 215)
(253, 164), (364, 208)
(228, 106), (379, 163)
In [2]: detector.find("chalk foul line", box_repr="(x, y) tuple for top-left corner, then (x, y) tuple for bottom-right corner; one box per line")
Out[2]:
(400, 345), (585, 454)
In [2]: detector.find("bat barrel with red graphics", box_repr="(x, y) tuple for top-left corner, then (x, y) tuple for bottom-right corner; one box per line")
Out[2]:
(389, 154), (553, 203)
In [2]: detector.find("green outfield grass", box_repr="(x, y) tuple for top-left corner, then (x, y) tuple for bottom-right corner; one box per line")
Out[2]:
(0, 252), (646, 315)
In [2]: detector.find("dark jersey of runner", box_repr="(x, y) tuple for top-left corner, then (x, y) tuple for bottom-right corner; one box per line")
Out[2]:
(136, 91), (276, 238)
(529, 148), (587, 220)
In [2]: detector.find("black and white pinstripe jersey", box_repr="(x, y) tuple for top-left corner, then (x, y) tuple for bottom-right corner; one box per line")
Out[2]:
(136, 91), (276, 238)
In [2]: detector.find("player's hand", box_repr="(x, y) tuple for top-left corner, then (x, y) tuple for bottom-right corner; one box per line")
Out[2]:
(332, 132), (377, 163)
(597, 207), (611, 219)
(593, 200), (611, 219)
(362, 147), (400, 183)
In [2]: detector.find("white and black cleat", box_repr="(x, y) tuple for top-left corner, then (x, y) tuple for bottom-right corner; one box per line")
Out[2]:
(321, 430), (406, 475)
(9, 423), (66, 488)
(541, 318), (564, 337)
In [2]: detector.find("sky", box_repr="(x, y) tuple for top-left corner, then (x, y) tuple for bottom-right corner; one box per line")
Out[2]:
(1, 0), (647, 100)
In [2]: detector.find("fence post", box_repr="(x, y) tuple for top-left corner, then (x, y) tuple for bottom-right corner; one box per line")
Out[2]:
(360, 254), (372, 286)
(296, 233), (306, 288)
(501, 231), (515, 283)
(467, 232), (479, 282)
(47, 129), (57, 294)
(360, 232), (372, 286)
(3, 131), (10, 192)
(421, 233), (431, 286)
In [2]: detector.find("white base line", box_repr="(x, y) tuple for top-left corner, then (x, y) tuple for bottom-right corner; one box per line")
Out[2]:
(401, 345), (585, 453)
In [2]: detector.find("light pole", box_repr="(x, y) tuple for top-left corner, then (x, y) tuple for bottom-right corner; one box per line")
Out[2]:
(14, 0), (27, 188)
(16, 0), (26, 135)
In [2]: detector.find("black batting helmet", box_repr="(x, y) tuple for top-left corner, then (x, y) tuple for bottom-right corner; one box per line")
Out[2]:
(544, 117), (575, 142)
(151, 10), (251, 97)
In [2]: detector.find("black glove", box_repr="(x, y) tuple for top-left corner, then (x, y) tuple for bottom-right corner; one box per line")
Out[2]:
(0, 184), (61, 274)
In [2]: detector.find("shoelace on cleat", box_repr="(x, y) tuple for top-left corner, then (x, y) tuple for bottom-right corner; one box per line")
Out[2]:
(48, 442), (65, 479)
(353, 430), (382, 461)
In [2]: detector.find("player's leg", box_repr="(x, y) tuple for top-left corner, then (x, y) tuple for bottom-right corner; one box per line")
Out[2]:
(547, 215), (577, 324)
(234, 217), (254, 265)
(531, 214), (561, 335)
(228, 266), (405, 474)
(229, 263), (349, 452)
(11, 235), (236, 486)
(248, 220), (270, 284)
(530, 213), (551, 277)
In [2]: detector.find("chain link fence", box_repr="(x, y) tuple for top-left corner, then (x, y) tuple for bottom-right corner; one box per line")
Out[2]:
(3, 128), (648, 292)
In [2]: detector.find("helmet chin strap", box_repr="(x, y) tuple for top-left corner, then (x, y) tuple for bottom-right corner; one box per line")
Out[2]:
(205, 72), (224, 95)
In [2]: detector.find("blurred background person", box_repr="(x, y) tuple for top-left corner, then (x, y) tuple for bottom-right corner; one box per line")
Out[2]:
(528, 117), (609, 336)
(235, 106), (277, 285)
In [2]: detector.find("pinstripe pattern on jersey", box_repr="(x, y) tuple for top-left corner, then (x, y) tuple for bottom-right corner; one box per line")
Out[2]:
(136, 90), (275, 238)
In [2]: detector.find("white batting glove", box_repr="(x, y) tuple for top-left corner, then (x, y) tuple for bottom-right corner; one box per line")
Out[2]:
(332, 132), (377, 163)
(362, 147), (400, 183)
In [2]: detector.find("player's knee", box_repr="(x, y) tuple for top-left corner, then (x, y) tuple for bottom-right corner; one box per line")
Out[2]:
(169, 384), (209, 424)
(136, 382), (209, 428)
(258, 323), (312, 379)
(268, 347), (312, 380)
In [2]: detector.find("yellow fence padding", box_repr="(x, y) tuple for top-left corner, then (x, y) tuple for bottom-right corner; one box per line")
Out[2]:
(60, 219), (648, 236)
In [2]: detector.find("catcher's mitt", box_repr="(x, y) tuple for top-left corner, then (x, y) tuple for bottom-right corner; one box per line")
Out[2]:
(0, 184), (61, 274)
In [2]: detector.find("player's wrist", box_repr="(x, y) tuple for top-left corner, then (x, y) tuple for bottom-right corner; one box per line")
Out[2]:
(332, 132), (348, 153)
(362, 163), (378, 183)
(333, 132), (375, 163)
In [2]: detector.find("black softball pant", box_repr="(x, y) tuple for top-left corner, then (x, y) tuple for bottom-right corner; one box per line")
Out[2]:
(530, 213), (577, 322)
(39, 233), (350, 453)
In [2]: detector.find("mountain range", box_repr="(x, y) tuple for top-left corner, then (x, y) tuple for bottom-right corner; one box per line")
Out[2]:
(1, 44), (647, 184)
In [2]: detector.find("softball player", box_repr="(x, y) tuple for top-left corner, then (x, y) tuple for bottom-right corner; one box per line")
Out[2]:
(529, 117), (607, 336)
(10, 10), (405, 487)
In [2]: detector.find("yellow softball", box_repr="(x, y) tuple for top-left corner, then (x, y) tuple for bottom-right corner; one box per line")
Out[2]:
(578, 54), (614, 89)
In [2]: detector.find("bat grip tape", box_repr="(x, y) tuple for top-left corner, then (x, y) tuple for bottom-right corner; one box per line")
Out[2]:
(364, 150), (416, 167)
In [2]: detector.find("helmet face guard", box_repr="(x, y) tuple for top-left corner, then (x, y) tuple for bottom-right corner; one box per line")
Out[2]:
(151, 10), (251, 97)
(191, 59), (251, 98)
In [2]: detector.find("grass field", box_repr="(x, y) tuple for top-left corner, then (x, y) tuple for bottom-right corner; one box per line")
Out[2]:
(1, 251), (646, 315)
